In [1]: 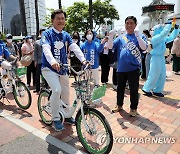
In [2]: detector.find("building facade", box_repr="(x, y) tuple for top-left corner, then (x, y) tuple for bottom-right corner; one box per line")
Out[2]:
(0, 0), (46, 36)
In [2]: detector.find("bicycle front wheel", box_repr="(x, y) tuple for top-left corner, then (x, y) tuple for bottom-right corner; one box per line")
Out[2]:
(13, 81), (31, 110)
(75, 108), (113, 154)
(37, 89), (52, 125)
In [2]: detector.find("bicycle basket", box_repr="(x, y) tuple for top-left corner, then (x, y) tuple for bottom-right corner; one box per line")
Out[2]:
(15, 67), (27, 77)
(92, 85), (106, 101)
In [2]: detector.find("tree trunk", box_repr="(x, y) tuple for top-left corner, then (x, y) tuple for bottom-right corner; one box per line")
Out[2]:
(19, 0), (27, 36)
(89, 0), (93, 29)
(58, 0), (62, 9)
(35, 0), (39, 39)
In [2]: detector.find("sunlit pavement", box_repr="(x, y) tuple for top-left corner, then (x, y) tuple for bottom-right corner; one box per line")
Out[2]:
(0, 63), (179, 154)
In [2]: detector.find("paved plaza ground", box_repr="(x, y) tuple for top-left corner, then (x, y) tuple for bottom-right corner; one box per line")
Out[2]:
(0, 64), (179, 154)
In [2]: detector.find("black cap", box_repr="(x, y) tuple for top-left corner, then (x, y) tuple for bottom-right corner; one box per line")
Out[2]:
(6, 34), (13, 39)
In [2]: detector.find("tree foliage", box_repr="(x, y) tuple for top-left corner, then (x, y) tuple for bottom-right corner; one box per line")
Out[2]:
(92, 0), (119, 31)
(66, 2), (89, 33)
(44, 0), (119, 34)
(43, 8), (55, 28)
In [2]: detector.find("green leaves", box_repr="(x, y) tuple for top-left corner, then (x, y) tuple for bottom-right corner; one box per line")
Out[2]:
(44, 0), (119, 34)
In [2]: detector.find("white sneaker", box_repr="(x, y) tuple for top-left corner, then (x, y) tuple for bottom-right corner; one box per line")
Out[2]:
(175, 71), (180, 75)
(112, 85), (117, 90)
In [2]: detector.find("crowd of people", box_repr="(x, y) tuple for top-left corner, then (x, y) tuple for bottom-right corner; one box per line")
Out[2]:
(0, 9), (180, 131)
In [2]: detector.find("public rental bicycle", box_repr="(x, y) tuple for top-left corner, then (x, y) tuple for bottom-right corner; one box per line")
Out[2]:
(37, 63), (113, 154)
(0, 58), (31, 109)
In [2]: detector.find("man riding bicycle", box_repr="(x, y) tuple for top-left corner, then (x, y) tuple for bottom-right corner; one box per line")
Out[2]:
(41, 9), (87, 131)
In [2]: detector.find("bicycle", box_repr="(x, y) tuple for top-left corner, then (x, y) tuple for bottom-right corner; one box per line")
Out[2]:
(0, 58), (32, 109)
(37, 63), (113, 154)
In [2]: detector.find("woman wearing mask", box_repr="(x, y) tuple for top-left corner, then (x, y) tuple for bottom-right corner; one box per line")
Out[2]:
(80, 29), (108, 84)
(99, 31), (111, 84)
(21, 36), (36, 87)
(70, 31), (82, 82)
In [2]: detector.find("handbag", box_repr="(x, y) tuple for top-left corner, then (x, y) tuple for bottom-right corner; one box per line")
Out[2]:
(20, 54), (33, 66)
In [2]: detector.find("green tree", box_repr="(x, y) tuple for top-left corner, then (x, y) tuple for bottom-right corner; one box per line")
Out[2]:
(43, 0), (119, 34)
(43, 8), (55, 28)
(92, 0), (119, 31)
(66, 0), (119, 33)
(66, 2), (89, 33)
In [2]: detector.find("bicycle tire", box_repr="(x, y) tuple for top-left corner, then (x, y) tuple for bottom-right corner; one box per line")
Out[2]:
(75, 108), (113, 154)
(13, 81), (31, 110)
(37, 89), (52, 125)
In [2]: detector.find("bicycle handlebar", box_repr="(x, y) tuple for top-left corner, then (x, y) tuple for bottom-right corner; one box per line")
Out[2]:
(1, 57), (19, 65)
(60, 62), (91, 77)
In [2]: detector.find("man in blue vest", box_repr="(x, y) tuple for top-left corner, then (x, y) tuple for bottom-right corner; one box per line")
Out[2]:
(108, 16), (147, 117)
(41, 9), (87, 131)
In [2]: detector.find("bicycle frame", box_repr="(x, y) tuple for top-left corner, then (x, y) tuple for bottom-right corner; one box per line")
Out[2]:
(0, 59), (19, 96)
(45, 63), (105, 132)
(38, 64), (114, 153)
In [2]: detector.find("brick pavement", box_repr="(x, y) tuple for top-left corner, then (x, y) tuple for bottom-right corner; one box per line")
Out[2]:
(0, 64), (179, 154)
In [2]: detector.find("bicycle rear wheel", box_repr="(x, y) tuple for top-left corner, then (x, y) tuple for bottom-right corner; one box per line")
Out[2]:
(75, 108), (113, 154)
(13, 81), (31, 110)
(37, 89), (52, 125)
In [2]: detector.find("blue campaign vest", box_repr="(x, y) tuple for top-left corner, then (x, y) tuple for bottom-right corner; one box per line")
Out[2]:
(113, 34), (147, 72)
(0, 42), (10, 63)
(80, 40), (102, 69)
(41, 28), (73, 75)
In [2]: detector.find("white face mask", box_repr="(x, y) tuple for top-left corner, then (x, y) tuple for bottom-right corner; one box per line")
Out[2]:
(73, 39), (78, 44)
(86, 34), (93, 41)
(29, 39), (32, 43)
(150, 30), (154, 37)
(7, 39), (12, 43)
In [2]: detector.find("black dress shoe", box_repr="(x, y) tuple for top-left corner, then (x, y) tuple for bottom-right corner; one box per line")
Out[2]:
(153, 92), (164, 97)
(64, 117), (75, 125)
(142, 89), (152, 96)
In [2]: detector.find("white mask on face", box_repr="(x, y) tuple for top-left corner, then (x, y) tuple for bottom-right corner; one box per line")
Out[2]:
(73, 39), (78, 44)
(29, 39), (32, 43)
(7, 39), (12, 43)
(150, 30), (154, 37)
(86, 34), (93, 40)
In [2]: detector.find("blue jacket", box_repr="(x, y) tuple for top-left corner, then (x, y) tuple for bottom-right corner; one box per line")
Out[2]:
(113, 33), (147, 72)
(80, 40), (104, 69)
(0, 40), (10, 63)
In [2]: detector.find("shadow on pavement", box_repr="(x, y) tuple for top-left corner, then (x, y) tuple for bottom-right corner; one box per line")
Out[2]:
(47, 142), (67, 154)
(0, 103), (32, 119)
(101, 102), (112, 113)
(153, 96), (180, 109)
(117, 109), (162, 136)
(166, 78), (174, 82)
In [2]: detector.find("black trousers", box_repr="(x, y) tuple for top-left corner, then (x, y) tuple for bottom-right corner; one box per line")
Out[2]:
(27, 61), (36, 86)
(35, 64), (48, 91)
(100, 54), (110, 83)
(112, 68), (117, 85)
(141, 53), (146, 79)
(35, 64), (41, 91)
(117, 69), (140, 109)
